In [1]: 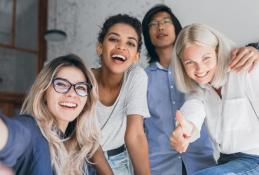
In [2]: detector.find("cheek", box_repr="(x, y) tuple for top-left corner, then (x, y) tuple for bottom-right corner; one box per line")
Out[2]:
(206, 61), (217, 73)
(78, 97), (88, 110)
(149, 30), (156, 41)
(45, 88), (60, 113)
(184, 65), (194, 77)
(169, 28), (176, 38)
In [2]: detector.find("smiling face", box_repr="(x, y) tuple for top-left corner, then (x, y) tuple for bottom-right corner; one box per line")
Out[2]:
(45, 66), (87, 132)
(182, 43), (217, 85)
(149, 11), (176, 49)
(97, 23), (139, 74)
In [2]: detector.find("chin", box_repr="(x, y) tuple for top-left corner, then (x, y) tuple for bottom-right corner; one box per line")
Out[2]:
(196, 80), (209, 85)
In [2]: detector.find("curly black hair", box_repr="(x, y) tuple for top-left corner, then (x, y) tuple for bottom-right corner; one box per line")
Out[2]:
(98, 14), (142, 52)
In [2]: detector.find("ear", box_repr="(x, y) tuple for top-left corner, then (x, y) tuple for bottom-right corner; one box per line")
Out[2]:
(133, 52), (140, 64)
(96, 43), (103, 57)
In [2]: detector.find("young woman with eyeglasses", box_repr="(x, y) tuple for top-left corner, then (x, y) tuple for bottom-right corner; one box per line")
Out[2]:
(0, 54), (113, 175)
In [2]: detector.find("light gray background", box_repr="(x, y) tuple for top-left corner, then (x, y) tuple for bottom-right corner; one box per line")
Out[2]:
(47, 0), (259, 67)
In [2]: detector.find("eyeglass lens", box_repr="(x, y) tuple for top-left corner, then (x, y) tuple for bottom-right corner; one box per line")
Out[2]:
(53, 78), (91, 97)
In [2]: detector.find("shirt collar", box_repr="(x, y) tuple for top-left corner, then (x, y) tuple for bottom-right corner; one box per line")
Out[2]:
(149, 62), (168, 71)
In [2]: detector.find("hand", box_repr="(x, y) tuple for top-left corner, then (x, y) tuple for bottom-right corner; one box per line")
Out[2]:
(0, 163), (14, 175)
(170, 111), (193, 153)
(229, 46), (259, 73)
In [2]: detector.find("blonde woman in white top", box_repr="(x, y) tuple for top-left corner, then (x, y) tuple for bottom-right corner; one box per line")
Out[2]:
(170, 23), (259, 175)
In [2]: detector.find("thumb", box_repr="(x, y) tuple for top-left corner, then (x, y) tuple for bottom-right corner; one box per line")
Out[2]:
(176, 110), (187, 128)
(176, 110), (191, 137)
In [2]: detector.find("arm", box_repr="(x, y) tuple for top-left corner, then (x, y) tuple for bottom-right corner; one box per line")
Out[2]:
(0, 118), (8, 151)
(0, 163), (14, 175)
(90, 146), (113, 175)
(170, 90), (207, 152)
(0, 115), (32, 167)
(245, 64), (259, 119)
(125, 115), (150, 175)
(229, 46), (259, 72)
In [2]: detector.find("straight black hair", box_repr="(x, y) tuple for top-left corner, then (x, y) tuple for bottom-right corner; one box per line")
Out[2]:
(142, 4), (182, 63)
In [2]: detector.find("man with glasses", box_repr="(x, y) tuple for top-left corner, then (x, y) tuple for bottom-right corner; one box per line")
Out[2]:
(142, 4), (259, 175)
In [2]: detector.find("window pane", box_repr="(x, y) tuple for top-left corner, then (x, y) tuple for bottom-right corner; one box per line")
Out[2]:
(0, 0), (13, 45)
(0, 48), (37, 93)
(15, 0), (38, 50)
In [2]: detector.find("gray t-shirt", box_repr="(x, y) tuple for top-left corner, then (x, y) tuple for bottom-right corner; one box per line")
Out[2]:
(96, 64), (150, 151)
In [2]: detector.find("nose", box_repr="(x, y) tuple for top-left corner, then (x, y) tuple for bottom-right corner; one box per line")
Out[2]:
(158, 22), (165, 31)
(66, 86), (78, 97)
(116, 42), (127, 51)
(195, 63), (205, 72)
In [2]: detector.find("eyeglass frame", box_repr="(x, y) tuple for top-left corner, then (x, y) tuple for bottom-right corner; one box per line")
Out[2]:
(148, 17), (173, 28)
(52, 77), (92, 97)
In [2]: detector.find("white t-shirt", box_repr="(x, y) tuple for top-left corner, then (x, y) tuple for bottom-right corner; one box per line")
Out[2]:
(181, 66), (259, 155)
(96, 64), (150, 151)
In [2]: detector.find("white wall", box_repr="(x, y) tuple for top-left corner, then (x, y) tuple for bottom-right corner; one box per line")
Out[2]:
(166, 0), (259, 46)
(47, 0), (259, 66)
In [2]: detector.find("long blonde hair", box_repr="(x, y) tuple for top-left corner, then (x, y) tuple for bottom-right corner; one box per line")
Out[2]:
(21, 54), (99, 175)
(172, 23), (236, 93)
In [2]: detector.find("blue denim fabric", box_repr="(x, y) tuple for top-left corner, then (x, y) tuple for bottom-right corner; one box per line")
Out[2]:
(87, 163), (96, 175)
(193, 153), (259, 175)
(105, 150), (133, 175)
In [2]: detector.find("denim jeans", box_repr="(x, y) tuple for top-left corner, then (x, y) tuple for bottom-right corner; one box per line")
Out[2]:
(193, 153), (259, 175)
(105, 149), (133, 175)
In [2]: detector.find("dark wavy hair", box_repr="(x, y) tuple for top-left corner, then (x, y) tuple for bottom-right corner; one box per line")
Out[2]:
(142, 4), (182, 63)
(98, 14), (142, 52)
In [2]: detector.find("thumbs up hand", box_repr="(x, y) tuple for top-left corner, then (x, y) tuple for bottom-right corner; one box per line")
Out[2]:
(170, 110), (194, 153)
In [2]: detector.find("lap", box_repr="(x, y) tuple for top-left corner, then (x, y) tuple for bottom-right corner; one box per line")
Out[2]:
(193, 153), (259, 175)
(106, 150), (133, 175)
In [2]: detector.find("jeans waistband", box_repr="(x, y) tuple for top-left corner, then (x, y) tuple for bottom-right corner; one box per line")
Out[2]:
(106, 145), (126, 157)
(219, 152), (259, 164)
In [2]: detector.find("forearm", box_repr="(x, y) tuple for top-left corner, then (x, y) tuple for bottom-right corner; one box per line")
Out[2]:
(125, 117), (150, 175)
(0, 118), (8, 150)
(126, 134), (150, 175)
(91, 146), (113, 175)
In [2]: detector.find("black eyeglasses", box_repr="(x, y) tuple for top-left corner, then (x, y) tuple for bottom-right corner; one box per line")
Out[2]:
(52, 78), (92, 97)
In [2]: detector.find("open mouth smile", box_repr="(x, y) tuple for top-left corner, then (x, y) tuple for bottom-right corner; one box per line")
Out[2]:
(111, 54), (127, 62)
(59, 102), (78, 109)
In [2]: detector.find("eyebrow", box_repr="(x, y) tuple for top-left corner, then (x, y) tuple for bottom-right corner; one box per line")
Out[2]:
(54, 77), (87, 84)
(107, 32), (138, 43)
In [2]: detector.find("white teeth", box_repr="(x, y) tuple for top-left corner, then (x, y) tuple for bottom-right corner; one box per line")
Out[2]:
(112, 54), (126, 61)
(59, 102), (77, 108)
(195, 72), (207, 78)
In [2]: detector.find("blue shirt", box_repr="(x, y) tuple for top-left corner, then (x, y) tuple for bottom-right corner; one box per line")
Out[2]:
(145, 62), (216, 175)
(0, 114), (53, 175)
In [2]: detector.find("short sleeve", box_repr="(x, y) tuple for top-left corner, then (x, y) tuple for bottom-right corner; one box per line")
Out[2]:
(125, 65), (150, 118)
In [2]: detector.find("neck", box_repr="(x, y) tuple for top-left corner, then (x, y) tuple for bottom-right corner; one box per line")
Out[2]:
(92, 67), (123, 106)
(213, 87), (222, 99)
(95, 68), (123, 89)
(58, 121), (68, 133)
(155, 46), (173, 68)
